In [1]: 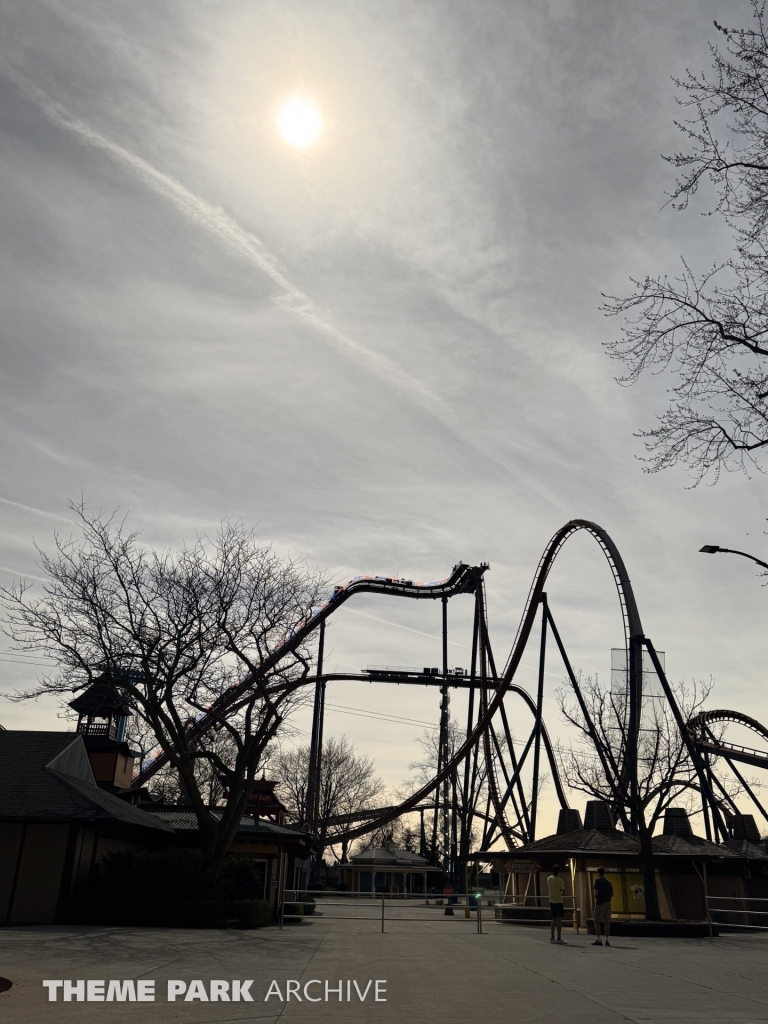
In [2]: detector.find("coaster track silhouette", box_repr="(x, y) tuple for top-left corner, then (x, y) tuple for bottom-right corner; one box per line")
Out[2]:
(134, 519), (765, 852)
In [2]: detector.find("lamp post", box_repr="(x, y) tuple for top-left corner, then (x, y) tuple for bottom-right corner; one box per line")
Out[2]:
(699, 545), (768, 572)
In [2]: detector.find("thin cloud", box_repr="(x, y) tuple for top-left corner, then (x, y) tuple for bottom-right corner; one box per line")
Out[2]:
(0, 566), (48, 583)
(345, 607), (471, 649)
(0, 496), (74, 525)
(0, 63), (566, 514)
(1, 65), (436, 403)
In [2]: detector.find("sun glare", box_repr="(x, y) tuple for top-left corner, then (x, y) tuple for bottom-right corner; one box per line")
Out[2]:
(276, 96), (323, 150)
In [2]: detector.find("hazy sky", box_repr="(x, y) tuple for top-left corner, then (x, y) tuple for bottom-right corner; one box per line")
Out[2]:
(1, 0), (767, 837)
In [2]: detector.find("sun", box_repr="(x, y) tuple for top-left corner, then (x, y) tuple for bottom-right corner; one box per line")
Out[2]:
(276, 96), (324, 150)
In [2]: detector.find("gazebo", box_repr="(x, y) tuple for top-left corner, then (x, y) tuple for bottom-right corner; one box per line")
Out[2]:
(340, 840), (442, 895)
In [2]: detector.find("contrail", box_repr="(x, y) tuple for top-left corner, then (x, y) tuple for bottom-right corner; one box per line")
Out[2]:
(345, 607), (471, 649)
(1, 66), (567, 512)
(1, 65), (438, 406)
(0, 496), (75, 525)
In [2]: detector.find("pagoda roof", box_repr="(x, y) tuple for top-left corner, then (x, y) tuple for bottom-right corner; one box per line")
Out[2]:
(69, 673), (132, 716)
(143, 806), (313, 846)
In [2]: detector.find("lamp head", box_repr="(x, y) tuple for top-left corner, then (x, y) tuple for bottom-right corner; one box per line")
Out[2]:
(699, 545), (721, 554)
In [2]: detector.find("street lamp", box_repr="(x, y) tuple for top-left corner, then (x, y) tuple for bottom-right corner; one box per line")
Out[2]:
(699, 545), (768, 572)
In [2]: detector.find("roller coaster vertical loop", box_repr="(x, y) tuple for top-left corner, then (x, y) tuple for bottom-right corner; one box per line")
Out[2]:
(339, 520), (647, 844)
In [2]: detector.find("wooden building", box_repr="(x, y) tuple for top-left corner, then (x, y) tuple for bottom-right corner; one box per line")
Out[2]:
(142, 806), (312, 917)
(0, 728), (313, 925)
(496, 801), (763, 931)
(0, 731), (173, 925)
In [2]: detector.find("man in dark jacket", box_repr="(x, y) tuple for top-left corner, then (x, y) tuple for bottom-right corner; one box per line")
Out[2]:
(592, 867), (613, 946)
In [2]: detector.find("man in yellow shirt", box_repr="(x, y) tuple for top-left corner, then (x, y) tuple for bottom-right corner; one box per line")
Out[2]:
(548, 864), (567, 944)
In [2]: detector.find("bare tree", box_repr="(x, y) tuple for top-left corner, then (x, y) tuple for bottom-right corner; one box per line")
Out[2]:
(556, 673), (741, 833)
(272, 735), (385, 864)
(351, 817), (421, 857)
(126, 714), (278, 807)
(604, 2), (768, 481)
(407, 723), (487, 862)
(0, 503), (326, 871)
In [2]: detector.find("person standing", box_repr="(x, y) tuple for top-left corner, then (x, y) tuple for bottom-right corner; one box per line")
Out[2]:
(592, 867), (613, 946)
(548, 863), (567, 944)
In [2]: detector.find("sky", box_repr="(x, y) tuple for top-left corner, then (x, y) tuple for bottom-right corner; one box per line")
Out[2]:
(1, 0), (767, 840)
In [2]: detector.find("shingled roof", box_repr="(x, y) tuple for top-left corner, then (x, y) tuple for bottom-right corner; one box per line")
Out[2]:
(515, 827), (642, 857)
(0, 731), (171, 831)
(723, 838), (768, 860)
(343, 845), (438, 868)
(514, 826), (741, 861)
(69, 674), (131, 716)
(144, 806), (312, 842)
(653, 832), (738, 859)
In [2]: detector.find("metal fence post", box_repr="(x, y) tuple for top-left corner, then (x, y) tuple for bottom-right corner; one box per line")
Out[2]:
(381, 896), (385, 933)
(477, 898), (482, 934)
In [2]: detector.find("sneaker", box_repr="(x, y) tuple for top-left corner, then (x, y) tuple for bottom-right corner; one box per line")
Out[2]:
(550, 938), (557, 943)
(604, 940), (611, 946)
(592, 940), (602, 946)
(556, 939), (567, 944)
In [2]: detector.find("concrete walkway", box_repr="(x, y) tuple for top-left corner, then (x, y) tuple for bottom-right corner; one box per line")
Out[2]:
(2, 909), (768, 1023)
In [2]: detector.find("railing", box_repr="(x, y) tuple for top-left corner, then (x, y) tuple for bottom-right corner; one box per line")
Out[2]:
(279, 890), (487, 933)
(706, 895), (768, 931)
(502, 895), (577, 905)
(495, 894), (579, 929)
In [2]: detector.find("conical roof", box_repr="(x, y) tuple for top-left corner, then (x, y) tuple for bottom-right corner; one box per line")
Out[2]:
(69, 672), (132, 716)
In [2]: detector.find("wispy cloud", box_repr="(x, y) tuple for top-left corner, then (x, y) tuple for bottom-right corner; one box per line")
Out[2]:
(345, 607), (471, 649)
(1, 65), (437, 402)
(0, 496), (75, 525)
(0, 63), (566, 513)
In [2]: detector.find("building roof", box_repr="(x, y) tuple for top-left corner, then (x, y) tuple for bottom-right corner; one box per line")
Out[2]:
(69, 674), (131, 716)
(143, 806), (312, 843)
(723, 838), (768, 860)
(515, 828), (642, 857)
(0, 731), (171, 832)
(652, 832), (739, 859)
(344, 846), (437, 868)
(514, 826), (741, 862)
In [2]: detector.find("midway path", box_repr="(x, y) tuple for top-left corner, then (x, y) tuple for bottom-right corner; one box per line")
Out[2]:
(1, 908), (767, 1023)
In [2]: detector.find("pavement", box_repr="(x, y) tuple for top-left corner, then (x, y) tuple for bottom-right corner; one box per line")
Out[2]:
(2, 900), (768, 1023)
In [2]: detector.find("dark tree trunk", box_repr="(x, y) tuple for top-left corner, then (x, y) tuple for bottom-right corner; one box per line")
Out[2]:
(638, 819), (661, 921)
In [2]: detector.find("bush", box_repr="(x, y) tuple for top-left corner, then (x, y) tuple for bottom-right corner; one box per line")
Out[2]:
(230, 899), (271, 929)
(69, 897), (272, 929)
(282, 897), (316, 921)
(72, 849), (272, 928)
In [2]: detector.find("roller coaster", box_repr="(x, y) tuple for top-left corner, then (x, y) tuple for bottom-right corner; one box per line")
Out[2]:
(132, 519), (768, 867)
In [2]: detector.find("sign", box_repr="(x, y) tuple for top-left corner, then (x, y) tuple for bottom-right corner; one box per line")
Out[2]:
(442, 885), (455, 895)
(508, 861), (540, 873)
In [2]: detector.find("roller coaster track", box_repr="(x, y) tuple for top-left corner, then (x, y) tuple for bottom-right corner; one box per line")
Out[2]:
(133, 518), (758, 853)
(335, 520), (646, 846)
(322, 679), (567, 845)
(133, 563), (487, 787)
(688, 710), (768, 771)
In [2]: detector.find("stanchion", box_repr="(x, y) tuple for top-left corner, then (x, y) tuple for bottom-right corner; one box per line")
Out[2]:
(381, 896), (385, 933)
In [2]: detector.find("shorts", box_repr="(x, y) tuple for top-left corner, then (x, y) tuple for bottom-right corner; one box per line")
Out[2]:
(550, 902), (564, 919)
(594, 902), (612, 924)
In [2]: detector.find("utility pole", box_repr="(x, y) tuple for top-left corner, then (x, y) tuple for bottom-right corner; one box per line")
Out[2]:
(439, 595), (451, 873)
(529, 594), (547, 842)
(305, 620), (325, 881)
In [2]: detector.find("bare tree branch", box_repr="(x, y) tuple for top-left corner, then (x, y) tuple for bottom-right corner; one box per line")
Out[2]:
(604, 2), (768, 481)
(0, 502), (327, 871)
